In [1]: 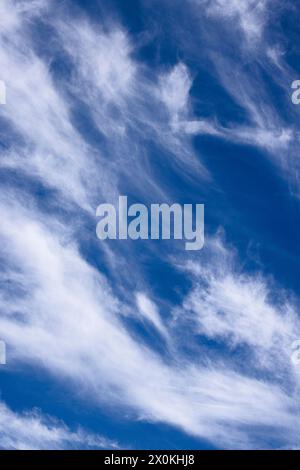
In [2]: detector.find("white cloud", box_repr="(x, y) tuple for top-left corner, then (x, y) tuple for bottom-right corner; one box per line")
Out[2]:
(0, 0), (207, 217)
(135, 292), (168, 339)
(191, 0), (269, 44)
(156, 58), (293, 157)
(1, 196), (300, 448)
(0, 6), (92, 210)
(56, 21), (136, 106)
(174, 236), (300, 376)
(159, 63), (192, 125)
(0, 400), (118, 450)
(1, 0), (300, 451)
(180, 0), (298, 167)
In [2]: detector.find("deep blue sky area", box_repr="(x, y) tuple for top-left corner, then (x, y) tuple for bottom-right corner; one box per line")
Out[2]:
(1, 0), (300, 451)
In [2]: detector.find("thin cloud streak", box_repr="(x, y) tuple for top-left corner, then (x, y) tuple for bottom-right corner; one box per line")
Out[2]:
(0, 400), (118, 450)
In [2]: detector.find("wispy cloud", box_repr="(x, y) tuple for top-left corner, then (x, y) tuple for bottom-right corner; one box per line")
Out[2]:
(165, 0), (299, 188)
(1, 0), (300, 451)
(135, 292), (169, 339)
(188, 0), (269, 45)
(0, 400), (118, 450)
(1, 194), (300, 448)
(176, 237), (300, 374)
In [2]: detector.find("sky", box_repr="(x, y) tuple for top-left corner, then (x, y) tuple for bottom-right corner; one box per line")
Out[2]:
(1, 0), (300, 450)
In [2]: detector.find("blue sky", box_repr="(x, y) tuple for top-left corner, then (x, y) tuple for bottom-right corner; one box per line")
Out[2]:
(1, 0), (300, 450)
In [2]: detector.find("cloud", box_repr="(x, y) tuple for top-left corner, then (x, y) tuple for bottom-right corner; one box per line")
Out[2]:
(190, 0), (269, 44)
(135, 292), (168, 339)
(161, 0), (297, 182)
(0, 0), (115, 212)
(0, 0), (207, 218)
(1, 0), (300, 451)
(56, 21), (136, 106)
(159, 63), (192, 125)
(176, 237), (300, 374)
(0, 400), (118, 450)
(1, 195), (300, 448)
(155, 47), (293, 158)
